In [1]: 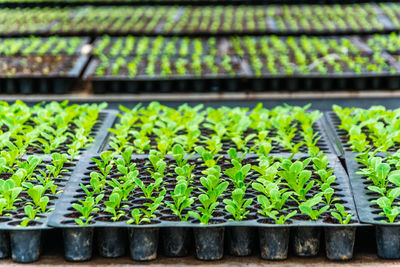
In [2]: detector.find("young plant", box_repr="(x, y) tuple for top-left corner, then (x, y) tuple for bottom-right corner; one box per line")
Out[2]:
(166, 182), (194, 221)
(20, 205), (39, 227)
(26, 185), (51, 213)
(224, 149), (251, 189)
(278, 158), (314, 202)
(223, 188), (252, 221)
(72, 194), (104, 225)
(92, 151), (114, 178)
(264, 210), (297, 224)
(331, 204), (353, 224)
(189, 167), (228, 224)
(252, 179), (292, 211)
(299, 194), (329, 220)
(104, 189), (125, 221)
(127, 208), (149, 225)
(0, 179), (22, 210)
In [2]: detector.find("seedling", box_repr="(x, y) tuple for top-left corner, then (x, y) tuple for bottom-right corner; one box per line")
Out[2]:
(331, 204), (353, 224)
(223, 188), (252, 221)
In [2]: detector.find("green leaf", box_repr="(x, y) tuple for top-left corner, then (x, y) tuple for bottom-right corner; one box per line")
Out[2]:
(389, 170), (400, 187)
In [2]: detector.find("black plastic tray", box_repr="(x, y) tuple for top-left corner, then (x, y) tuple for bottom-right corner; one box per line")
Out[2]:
(48, 152), (361, 261)
(0, 36), (90, 57)
(345, 153), (400, 259)
(0, 110), (117, 263)
(100, 112), (336, 155)
(0, 55), (90, 94)
(50, 153), (359, 227)
(88, 69), (400, 93)
(0, 0), (397, 7)
(0, 4), (399, 37)
(0, 110), (116, 230)
(86, 49), (400, 93)
(324, 110), (400, 159)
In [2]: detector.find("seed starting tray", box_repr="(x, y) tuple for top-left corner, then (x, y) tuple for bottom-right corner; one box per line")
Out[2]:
(0, 55), (90, 94)
(0, 110), (117, 231)
(324, 111), (400, 158)
(99, 115), (337, 155)
(345, 153), (400, 225)
(48, 153), (360, 228)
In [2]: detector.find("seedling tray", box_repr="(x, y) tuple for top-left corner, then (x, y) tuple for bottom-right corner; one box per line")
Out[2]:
(84, 57), (250, 93)
(88, 70), (400, 93)
(345, 154), (400, 259)
(100, 113), (336, 155)
(0, 0), (396, 8)
(86, 51), (400, 93)
(0, 55), (89, 94)
(0, 110), (116, 263)
(0, 37), (90, 56)
(48, 153), (360, 261)
(1, 4), (399, 37)
(324, 111), (400, 159)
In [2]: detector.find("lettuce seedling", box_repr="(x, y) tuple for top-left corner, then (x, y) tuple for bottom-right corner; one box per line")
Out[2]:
(20, 205), (39, 227)
(201, 136), (223, 155)
(252, 138), (273, 156)
(46, 153), (68, 178)
(252, 158), (280, 182)
(321, 183), (338, 205)
(358, 157), (391, 189)
(170, 144), (193, 167)
(107, 178), (136, 201)
(127, 208), (149, 225)
(115, 146), (136, 177)
(166, 182), (194, 221)
(133, 177), (158, 199)
(299, 195), (329, 220)
(224, 154), (251, 189)
(375, 196), (400, 223)
(142, 189), (166, 220)
(92, 151), (114, 178)
(347, 126), (370, 153)
(86, 172), (106, 194)
(175, 164), (195, 183)
(189, 171), (228, 224)
(0, 179), (22, 210)
(10, 169), (27, 188)
(104, 190), (125, 221)
(264, 210), (297, 224)
(232, 135), (256, 151)
(72, 194), (104, 225)
(253, 180), (292, 210)
(174, 129), (201, 152)
(0, 199), (6, 216)
(195, 146), (222, 169)
(331, 204), (353, 224)
(278, 158), (313, 201)
(223, 188), (252, 221)
(26, 185), (51, 213)
(17, 156), (42, 180)
(312, 154), (336, 186)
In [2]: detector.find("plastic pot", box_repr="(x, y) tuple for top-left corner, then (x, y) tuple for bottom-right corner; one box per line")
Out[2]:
(128, 227), (159, 261)
(193, 226), (224, 260)
(97, 227), (127, 258)
(10, 230), (41, 263)
(376, 225), (400, 259)
(259, 227), (290, 260)
(63, 227), (94, 261)
(227, 226), (255, 257)
(161, 227), (191, 257)
(324, 226), (356, 261)
(0, 230), (10, 259)
(292, 227), (321, 257)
